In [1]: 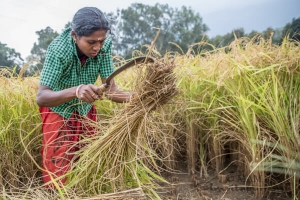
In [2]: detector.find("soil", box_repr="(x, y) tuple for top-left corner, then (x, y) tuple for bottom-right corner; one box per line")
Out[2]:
(157, 163), (293, 200)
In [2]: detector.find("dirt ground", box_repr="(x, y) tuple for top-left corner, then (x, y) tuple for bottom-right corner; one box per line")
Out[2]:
(157, 163), (294, 200)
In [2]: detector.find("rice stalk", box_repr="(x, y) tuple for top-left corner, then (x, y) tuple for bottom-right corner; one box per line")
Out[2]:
(174, 36), (300, 198)
(0, 74), (41, 192)
(67, 59), (178, 199)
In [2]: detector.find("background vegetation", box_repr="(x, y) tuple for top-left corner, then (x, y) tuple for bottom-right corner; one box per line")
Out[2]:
(0, 3), (299, 76)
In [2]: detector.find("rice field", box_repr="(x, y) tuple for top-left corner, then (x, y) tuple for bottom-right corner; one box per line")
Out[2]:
(0, 36), (300, 199)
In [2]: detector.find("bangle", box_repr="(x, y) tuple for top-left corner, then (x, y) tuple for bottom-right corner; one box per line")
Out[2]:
(76, 84), (84, 98)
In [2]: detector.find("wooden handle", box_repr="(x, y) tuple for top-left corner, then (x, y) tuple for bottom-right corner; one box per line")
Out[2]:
(99, 84), (107, 92)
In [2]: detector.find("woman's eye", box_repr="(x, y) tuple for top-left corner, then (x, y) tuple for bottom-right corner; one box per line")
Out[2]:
(88, 41), (95, 44)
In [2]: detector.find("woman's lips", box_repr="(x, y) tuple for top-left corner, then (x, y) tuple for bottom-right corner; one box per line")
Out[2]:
(91, 52), (98, 56)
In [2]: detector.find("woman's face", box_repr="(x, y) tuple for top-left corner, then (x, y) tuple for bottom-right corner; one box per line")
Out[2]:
(72, 30), (107, 58)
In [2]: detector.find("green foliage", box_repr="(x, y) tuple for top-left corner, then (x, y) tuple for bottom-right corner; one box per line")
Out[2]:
(207, 17), (300, 49)
(208, 28), (246, 48)
(118, 3), (208, 58)
(31, 26), (59, 62)
(261, 27), (282, 44)
(29, 26), (59, 73)
(282, 17), (300, 42)
(105, 10), (122, 54)
(0, 42), (23, 69)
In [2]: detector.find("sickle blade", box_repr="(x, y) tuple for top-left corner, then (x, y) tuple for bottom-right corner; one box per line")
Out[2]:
(105, 56), (155, 86)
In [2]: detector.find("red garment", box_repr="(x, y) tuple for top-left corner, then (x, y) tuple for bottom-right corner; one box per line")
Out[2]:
(80, 55), (88, 66)
(39, 106), (97, 188)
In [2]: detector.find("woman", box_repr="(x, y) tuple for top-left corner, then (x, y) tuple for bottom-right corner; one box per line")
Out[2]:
(36, 7), (131, 188)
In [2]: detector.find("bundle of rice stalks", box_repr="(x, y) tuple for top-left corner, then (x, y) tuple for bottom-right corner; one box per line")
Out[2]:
(67, 58), (179, 199)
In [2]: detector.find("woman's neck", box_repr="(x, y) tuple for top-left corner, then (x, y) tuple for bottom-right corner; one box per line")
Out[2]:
(75, 45), (85, 58)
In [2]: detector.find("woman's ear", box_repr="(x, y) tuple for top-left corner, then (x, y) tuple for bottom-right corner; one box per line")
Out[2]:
(71, 31), (77, 42)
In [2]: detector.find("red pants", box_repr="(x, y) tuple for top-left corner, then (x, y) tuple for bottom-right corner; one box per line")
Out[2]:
(39, 106), (97, 188)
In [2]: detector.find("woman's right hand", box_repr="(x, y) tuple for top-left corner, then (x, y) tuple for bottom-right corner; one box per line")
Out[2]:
(76, 84), (104, 103)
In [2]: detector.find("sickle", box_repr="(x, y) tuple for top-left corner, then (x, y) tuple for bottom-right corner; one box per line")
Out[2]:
(99, 56), (155, 92)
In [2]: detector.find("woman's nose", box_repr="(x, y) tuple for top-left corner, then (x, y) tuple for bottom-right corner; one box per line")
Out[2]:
(93, 42), (102, 51)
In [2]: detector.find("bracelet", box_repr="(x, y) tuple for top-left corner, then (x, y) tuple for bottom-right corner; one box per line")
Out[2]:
(76, 84), (84, 98)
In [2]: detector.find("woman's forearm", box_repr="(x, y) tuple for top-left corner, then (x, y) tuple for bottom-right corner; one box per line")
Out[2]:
(36, 86), (77, 107)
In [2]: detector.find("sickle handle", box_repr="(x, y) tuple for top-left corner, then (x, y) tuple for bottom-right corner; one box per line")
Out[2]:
(99, 83), (108, 92)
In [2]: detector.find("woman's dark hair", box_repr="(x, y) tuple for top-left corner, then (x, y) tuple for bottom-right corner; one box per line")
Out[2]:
(71, 7), (111, 37)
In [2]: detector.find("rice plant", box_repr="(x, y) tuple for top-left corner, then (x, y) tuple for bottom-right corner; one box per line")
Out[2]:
(1, 35), (300, 199)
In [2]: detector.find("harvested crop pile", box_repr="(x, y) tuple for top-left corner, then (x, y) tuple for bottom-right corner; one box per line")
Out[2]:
(67, 58), (179, 199)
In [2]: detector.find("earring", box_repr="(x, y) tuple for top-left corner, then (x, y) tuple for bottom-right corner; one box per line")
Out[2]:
(74, 39), (77, 44)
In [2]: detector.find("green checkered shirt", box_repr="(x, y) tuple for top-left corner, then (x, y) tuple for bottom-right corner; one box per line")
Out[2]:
(40, 27), (114, 119)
